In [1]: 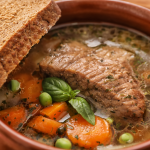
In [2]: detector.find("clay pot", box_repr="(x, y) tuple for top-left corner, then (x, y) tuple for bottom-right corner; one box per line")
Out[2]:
(1, 0), (150, 149)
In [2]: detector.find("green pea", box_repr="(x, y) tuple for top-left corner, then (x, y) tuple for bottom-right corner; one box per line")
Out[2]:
(119, 133), (134, 144)
(8, 80), (20, 92)
(55, 138), (72, 149)
(39, 92), (52, 107)
(106, 117), (113, 124)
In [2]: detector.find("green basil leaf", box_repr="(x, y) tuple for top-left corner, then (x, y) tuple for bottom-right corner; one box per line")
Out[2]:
(70, 90), (80, 98)
(69, 97), (95, 125)
(42, 77), (73, 102)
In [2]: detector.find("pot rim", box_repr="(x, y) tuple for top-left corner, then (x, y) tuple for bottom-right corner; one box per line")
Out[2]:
(1, 0), (150, 150)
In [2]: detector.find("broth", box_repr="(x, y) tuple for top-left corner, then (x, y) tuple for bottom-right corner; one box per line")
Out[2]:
(1, 24), (150, 149)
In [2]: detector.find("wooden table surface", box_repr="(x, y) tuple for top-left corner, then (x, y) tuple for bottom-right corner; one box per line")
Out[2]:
(122, 0), (150, 9)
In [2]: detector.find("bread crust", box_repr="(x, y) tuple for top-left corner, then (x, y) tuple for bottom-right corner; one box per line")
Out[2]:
(0, 0), (61, 87)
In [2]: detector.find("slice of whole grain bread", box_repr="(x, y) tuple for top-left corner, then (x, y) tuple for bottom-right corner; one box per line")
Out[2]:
(0, 0), (61, 87)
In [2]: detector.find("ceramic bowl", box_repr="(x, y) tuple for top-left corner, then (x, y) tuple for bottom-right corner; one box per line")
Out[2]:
(1, 0), (150, 150)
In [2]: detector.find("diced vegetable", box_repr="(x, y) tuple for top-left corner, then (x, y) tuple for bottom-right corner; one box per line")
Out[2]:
(28, 103), (41, 116)
(40, 102), (68, 121)
(20, 78), (42, 103)
(27, 116), (62, 135)
(55, 138), (72, 149)
(39, 92), (52, 107)
(66, 114), (112, 148)
(8, 80), (20, 92)
(0, 105), (27, 129)
(106, 117), (114, 125)
(119, 133), (134, 144)
(11, 72), (33, 88)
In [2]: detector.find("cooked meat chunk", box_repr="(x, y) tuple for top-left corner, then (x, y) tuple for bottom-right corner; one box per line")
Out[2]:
(40, 41), (145, 121)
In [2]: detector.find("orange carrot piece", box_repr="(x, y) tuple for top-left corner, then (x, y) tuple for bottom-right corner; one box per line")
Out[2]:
(29, 103), (42, 116)
(20, 79), (42, 103)
(0, 105), (27, 129)
(27, 116), (62, 135)
(66, 114), (112, 148)
(11, 72), (33, 88)
(40, 102), (68, 121)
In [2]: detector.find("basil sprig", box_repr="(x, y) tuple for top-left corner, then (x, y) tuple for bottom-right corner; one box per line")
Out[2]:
(42, 77), (95, 125)
(69, 97), (95, 125)
(42, 77), (79, 102)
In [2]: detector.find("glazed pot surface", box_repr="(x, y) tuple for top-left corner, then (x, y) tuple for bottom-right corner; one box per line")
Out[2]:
(1, 0), (150, 150)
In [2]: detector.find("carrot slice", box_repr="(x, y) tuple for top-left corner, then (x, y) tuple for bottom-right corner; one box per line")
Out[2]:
(27, 116), (62, 135)
(20, 78), (42, 103)
(11, 72), (33, 88)
(40, 102), (68, 121)
(66, 114), (112, 148)
(0, 105), (27, 129)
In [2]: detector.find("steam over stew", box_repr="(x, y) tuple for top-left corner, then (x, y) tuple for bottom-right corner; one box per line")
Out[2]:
(1, 25), (150, 149)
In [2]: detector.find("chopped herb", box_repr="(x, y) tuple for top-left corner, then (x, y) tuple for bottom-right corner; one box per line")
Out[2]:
(124, 95), (132, 99)
(106, 75), (114, 79)
(105, 89), (111, 92)
(111, 51), (114, 54)
(75, 118), (78, 121)
(110, 111), (115, 113)
(87, 79), (90, 83)
(36, 133), (42, 140)
(75, 135), (79, 140)
(131, 130), (136, 133)
(133, 96), (137, 99)
(43, 138), (47, 142)
(21, 98), (27, 102)
(2, 100), (7, 104)
(147, 75), (150, 79)
(99, 144), (104, 146)
(126, 37), (131, 42)
(8, 121), (11, 125)
(29, 107), (36, 114)
(18, 123), (23, 129)
(116, 123), (121, 129)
